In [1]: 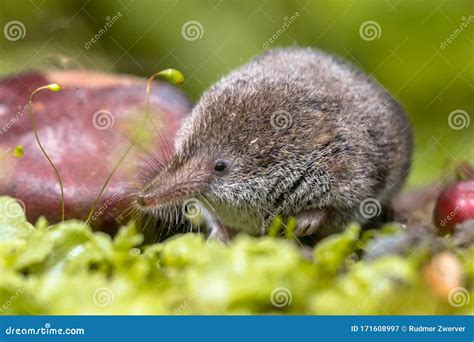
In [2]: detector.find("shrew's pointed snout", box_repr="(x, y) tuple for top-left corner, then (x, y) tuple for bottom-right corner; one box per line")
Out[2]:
(135, 186), (180, 208)
(136, 156), (213, 209)
(135, 178), (208, 209)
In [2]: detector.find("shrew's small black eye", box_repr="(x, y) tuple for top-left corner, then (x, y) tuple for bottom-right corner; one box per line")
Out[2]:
(213, 160), (227, 173)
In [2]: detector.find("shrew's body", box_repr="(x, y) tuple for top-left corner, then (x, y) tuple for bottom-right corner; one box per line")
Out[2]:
(137, 48), (412, 240)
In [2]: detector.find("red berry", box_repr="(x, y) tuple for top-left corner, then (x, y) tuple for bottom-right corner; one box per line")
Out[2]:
(433, 181), (474, 235)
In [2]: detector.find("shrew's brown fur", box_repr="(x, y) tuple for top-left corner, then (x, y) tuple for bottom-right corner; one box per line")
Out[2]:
(138, 47), (412, 239)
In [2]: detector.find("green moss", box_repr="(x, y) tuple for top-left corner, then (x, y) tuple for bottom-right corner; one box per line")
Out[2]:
(0, 197), (471, 314)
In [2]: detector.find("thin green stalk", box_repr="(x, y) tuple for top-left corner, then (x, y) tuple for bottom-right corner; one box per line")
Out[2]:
(28, 84), (65, 221)
(85, 69), (184, 225)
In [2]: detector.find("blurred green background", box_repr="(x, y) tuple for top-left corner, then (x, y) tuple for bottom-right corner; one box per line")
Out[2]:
(0, 0), (472, 188)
